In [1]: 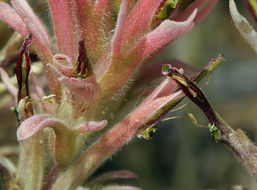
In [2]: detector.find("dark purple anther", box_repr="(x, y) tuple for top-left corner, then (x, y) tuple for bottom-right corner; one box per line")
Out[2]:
(74, 41), (92, 78)
(16, 33), (32, 103)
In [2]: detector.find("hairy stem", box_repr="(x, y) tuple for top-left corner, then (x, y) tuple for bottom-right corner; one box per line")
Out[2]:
(16, 134), (44, 190)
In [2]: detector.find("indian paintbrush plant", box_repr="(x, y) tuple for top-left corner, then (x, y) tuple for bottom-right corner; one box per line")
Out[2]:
(0, 0), (256, 189)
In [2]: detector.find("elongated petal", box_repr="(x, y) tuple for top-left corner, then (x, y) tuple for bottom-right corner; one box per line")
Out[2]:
(11, 0), (52, 61)
(48, 0), (80, 62)
(0, 2), (28, 36)
(229, 0), (257, 53)
(112, 0), (127, 58)
(74, 120), (108, 132)
(0, 67), (17, 97)
(122, 0), (163, 50)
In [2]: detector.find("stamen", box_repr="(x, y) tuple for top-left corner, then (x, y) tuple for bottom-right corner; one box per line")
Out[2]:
(73, 40), (92, 79)
(16, 33), (32, 103)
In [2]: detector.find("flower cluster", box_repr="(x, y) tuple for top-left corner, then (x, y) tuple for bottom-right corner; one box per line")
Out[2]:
(0, 0), (218, 189)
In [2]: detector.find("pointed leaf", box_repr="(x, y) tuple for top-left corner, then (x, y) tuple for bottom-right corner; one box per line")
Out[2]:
(133, 9), (197, 59)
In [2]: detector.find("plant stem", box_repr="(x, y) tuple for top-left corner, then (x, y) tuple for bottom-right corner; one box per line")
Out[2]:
(16, 134), (44, 190)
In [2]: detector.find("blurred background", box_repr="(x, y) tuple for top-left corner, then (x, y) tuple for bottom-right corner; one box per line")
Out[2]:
(0, 0), (257, 189)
